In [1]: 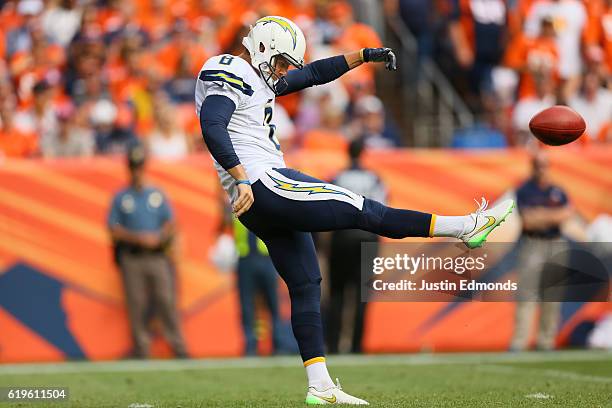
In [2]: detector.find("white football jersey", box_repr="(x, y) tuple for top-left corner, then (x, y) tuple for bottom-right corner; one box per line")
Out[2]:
(195, 54), (285, 201)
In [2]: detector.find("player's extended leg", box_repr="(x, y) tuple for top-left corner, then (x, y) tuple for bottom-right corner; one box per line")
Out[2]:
(244, 168), (513, 248)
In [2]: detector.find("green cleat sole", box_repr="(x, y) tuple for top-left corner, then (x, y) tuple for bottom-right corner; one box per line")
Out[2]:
(306, 395), (326, 405)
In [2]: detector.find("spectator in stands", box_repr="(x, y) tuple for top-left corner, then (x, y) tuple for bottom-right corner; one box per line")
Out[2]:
(512, 70), (556, 145)
(40, 104), (94, 158)
(154, 20), (208, 82)
(328, 1), (383, 56)
(583, 0), (612, 80)
(164, 54), (198, 104)
(108, 141), (187, 359)
(384, 0), (433, 60)
(505, 16), (559, 101)
(147, 94), (192, 159)
(5, 0), (44, 57)
(65, 44), (107, 105)
(311, 0), (341, 45)
(510, 150), (573, 351)
(42, 0), (83, 47)
(351, 95), (401, 149)
(449, 0), (509, 113)
(0, 79), (15, 109)
(327, 0), (383, 96)
(0, 99), (38, 158)
(70, 5), (105, 45)
(325, 138), (386, 353)
(524, 0), (587, 102)
(13, 81), (58, 143)
(91, 99), (137, 154)
(569, 71), (612, 142)
(295, 62), (350, 136)
(302, 92), (348, 151)
(72, 71), (111, 108)
(9, 21), (65, 108)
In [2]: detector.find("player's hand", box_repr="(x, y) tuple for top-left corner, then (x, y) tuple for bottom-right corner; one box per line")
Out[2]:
(362, 47), (397, 71)
(233, 183), (254, 217)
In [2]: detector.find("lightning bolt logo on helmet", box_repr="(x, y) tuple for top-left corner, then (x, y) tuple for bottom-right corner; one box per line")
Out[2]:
(257, 16), (298, 50)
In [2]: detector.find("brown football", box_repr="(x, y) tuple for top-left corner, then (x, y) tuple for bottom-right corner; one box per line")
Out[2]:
(529, 105), (586, 146)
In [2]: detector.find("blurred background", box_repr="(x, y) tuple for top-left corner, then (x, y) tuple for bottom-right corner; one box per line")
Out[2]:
(0, 0), (611, 362)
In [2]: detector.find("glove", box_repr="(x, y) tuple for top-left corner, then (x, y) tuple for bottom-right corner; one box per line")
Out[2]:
(362, 47), (397, 71)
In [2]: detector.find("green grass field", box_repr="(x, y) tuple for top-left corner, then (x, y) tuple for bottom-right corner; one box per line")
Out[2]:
(0, 351), (611, 407)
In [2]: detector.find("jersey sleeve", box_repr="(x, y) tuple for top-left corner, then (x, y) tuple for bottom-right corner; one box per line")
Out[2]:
(280, 55), (350, 95)
(195, 56), (254, 115)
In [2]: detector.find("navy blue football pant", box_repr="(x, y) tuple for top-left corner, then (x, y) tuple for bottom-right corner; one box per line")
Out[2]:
(239, 168), (432, 362)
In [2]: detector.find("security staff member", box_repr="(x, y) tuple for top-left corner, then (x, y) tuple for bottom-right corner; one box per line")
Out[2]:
(108, 142), (187, 358)
(510, 151), (573, 351)
(233, 217), (283, 355)
(325, 138), (387, 353)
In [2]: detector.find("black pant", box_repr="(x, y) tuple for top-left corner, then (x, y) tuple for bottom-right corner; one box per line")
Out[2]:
(326, 230), (378, 354)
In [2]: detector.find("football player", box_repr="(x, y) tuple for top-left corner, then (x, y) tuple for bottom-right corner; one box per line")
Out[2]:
(196, 16), (514, 405)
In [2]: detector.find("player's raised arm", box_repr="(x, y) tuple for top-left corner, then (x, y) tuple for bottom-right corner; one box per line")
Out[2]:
(279, 48), (397, 96)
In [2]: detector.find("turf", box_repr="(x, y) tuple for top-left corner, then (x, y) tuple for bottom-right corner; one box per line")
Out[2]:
(0, 351), (611, 407)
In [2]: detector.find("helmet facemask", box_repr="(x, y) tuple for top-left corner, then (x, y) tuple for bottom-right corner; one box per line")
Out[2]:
(257, 51), (303, 96)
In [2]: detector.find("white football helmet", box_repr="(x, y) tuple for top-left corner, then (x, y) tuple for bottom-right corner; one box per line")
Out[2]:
(242, 16), (306, 95)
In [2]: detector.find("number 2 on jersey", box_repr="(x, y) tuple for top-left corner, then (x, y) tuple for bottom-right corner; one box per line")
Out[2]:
(264, 99), (281, 150)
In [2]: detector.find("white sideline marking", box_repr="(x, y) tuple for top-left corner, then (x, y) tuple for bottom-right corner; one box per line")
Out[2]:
(0, 351), (610, 376)
(525, 393), (553, 399)
(479, 364), (612, 384)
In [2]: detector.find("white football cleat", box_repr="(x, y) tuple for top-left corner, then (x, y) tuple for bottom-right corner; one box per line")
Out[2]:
(305, 378), (369, 405)
(460, 197), (515, 249)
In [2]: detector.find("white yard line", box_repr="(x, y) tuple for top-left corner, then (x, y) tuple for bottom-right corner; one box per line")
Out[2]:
(478, 364), (612, 384)
(525, 393), (553, 399)
(0, 351), (610, 376)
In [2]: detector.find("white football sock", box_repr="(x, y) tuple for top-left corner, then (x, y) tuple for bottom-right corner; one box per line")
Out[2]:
(305, 358), (335, 390)
(432, 215), (471, 238)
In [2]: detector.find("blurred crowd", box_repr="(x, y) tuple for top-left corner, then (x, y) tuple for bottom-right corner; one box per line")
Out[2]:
(0, 0), (401, 160)
(388, 0), (612, 146)
(1, 0), (611, 159)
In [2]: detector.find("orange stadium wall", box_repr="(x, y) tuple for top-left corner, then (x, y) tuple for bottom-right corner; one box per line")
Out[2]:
(0, 147), (611, 363)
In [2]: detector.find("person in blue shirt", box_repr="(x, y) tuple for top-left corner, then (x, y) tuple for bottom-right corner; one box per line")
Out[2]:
(108, 142), (187, 358)
(510, 151), (573, 351)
